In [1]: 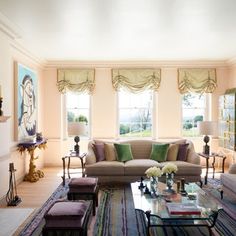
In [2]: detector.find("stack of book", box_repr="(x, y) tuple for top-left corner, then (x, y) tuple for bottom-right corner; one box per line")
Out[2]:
(166, 203), (201, 215)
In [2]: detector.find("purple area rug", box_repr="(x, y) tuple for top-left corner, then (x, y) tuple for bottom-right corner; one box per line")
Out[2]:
(17, 182), (68, 236)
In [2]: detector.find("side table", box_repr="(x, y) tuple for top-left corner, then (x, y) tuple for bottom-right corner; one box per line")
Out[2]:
(18, 139), (47, 182)
(198, 152), (227, 185)
(62, 152), (86, 186)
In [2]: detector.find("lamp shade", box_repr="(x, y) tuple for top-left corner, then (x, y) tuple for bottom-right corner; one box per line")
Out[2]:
(197, 121), (218, 136)
(68, 122), (87, 136)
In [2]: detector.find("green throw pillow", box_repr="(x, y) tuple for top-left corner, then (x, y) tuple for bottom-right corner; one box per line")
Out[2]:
(114, 143), (133, 162)
(150, 143), (169, 162)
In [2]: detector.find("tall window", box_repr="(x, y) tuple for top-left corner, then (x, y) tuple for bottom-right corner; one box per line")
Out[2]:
(182, 93), (207, 137)
(66, 92), (90, 137)
(118, 89), (153, 137)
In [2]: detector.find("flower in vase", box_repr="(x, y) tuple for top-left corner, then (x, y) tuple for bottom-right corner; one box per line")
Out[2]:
(145, 166), (162, 178)
(162, 163), (178, 174)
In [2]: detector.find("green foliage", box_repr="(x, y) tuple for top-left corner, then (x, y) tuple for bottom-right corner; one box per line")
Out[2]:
(193, 115), (203, 127)
(183, 122), (193, 130)
(75, 115), (88, 124)
(120, 124), (130, 134)
(67, 112), (75, 122)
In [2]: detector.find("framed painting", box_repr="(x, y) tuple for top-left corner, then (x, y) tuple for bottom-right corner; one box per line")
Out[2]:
(15, 62), (37, 141)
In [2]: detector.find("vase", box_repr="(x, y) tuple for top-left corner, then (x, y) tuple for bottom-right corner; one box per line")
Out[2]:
(150, 176), (158, 194)
(166, 173), (175, 192)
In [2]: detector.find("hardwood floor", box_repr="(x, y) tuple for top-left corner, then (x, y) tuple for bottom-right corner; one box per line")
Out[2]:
(0, 167), (95, 236)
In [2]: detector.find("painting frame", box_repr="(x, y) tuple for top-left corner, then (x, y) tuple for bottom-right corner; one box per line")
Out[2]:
(14, 62), (37, 142)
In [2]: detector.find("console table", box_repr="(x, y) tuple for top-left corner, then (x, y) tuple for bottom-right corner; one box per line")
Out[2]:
(18, 139), (47, 182)
(198, 152), (227, 185)
(62, 152), (86, 186)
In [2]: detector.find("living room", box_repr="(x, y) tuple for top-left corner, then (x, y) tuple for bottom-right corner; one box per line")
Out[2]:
(0, 0), (236, 235)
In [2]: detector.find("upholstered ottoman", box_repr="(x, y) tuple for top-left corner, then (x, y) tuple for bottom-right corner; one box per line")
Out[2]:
(67, 177), (98, 216)
(43, 200), (92, 236)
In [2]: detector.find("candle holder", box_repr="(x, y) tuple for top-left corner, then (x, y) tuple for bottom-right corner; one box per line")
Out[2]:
(0, 97), (3, 116)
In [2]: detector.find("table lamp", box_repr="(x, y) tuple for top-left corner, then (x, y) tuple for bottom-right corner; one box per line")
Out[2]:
(68, 122), (86, 154)
(198, 121), (218, 155)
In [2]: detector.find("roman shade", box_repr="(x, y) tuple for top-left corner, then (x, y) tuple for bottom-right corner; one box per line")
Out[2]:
(57, 69), (95, 94)
(112, 69), (161, 93)
(178, 68), (217, 94)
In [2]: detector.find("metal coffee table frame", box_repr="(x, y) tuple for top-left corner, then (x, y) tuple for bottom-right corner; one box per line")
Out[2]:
(131, 181), (221, 236)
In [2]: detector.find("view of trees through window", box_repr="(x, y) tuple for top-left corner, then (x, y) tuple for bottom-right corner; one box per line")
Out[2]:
(119, 90), (153, 137)
(66, 92), (89, 137)
(182, 93), (206, 137)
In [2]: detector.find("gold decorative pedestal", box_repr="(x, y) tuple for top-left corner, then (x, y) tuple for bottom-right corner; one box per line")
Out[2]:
(18, 139), (47, 182)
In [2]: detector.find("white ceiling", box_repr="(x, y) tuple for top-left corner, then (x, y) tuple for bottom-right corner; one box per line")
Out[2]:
(0, 0), (236, 61)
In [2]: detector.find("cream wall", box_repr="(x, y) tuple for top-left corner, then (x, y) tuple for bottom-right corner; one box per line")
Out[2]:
(0, 27), (234, 199)
(42, 64), (229, 167)
(0, 31), (44, 198)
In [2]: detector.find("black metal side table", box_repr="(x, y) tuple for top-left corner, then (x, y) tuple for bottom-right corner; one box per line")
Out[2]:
(62, 152), (86, 186)
(198, 152), (227, 185)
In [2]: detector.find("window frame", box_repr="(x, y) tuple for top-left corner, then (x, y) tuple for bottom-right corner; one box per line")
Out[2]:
(63, 92), (91, 140)
(181, 93), (211, 137)
(117, 89), (156, 139)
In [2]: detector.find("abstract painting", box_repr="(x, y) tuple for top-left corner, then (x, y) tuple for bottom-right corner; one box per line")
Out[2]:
(15, 62), (37, 141)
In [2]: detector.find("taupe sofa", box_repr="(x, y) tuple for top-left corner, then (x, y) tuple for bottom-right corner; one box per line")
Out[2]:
(220, 164), (236, 200)
(85, 139), (202, 184)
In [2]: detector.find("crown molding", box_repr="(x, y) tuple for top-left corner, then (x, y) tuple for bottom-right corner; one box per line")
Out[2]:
(0, 12), (22, 39)
(10, 40), (46, 69)
(44, 59), (228, 69)
(226, 57), (236, 67)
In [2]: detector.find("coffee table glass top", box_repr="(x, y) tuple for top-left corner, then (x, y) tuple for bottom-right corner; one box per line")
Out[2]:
(131, 180), (221, 221)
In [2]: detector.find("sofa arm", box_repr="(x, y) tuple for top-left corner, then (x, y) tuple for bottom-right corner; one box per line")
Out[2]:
(85, 142), (96, 165)
(186, 151), (200, 165)
(229, 164), (236, 174)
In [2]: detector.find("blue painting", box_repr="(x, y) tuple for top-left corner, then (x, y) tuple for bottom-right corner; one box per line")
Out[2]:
(16, 63), (37, 141)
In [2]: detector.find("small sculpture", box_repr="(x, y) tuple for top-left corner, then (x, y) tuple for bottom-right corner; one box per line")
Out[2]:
(138, 177), (144, 189)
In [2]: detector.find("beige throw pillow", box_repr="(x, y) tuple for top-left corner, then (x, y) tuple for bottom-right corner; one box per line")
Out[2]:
(166, 144), (179, 161)
(104, 143), (117, 161)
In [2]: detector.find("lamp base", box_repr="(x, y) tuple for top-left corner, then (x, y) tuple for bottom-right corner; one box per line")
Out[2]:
(203, 144), (210, 155)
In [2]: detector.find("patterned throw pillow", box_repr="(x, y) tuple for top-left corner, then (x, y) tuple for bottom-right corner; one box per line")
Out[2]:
(114, 143), (133, 162)
(177, 143), (189, 161)
(150, 143), (169, 162)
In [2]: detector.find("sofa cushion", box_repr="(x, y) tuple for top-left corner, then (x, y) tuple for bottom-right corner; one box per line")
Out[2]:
(159, 161), (202, 176)
(85, 161), (124, 176)
(167, 144), (179, 161)
(114, 143), (133, 162)
(221, 173), (236, 194)
(124, 159), (161, 176)
(177, 143), (189, 161)
(150, 143), (169, 162)
(104, 143), (117, 161)
(93, 143), (105, 162)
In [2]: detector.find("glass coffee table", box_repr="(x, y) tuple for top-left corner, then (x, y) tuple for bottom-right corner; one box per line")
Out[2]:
(131, 180), (222, 236)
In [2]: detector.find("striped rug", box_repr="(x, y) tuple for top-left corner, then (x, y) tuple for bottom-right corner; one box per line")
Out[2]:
(93, 184), (138, 236)
(94, 184), (236, 236)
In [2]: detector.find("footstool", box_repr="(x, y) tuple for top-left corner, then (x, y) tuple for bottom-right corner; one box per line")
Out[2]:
(42, 200), (92, 236)
(67, 177), (98, 216)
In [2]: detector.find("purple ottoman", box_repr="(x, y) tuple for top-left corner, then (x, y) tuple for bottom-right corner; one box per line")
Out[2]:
(67, 177), (98, 216)
(43, 200), (92, 236)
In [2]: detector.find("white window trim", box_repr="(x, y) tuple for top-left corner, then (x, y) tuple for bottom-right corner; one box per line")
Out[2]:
(181, 93), (211, 138)
(63, 93), (91, 140)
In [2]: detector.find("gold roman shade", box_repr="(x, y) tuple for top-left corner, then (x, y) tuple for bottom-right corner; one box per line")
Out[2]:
(178, 68), (217, 94)
(57, 69), (95, 94)
(112, 69), (161, 93)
